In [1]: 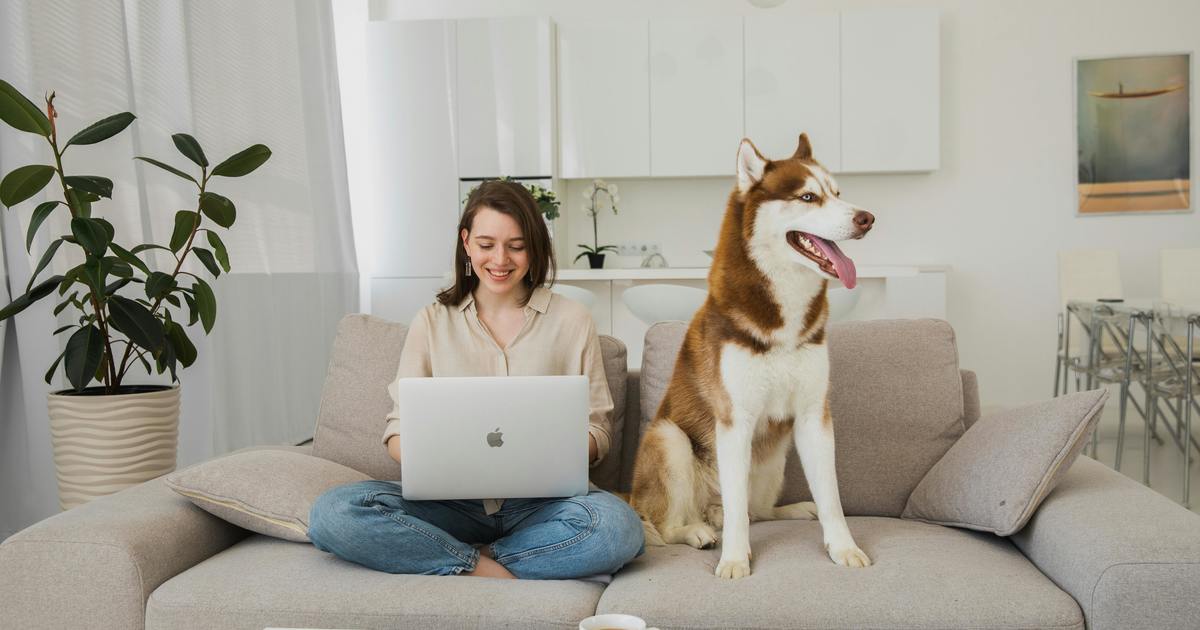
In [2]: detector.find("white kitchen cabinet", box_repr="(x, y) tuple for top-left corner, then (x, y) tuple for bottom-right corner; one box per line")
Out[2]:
(557, 18), (650, 179)
(456, 18), (553, 179)
(744, 12), (842, 169)
(840, 8), (940, 173)
(649, 18), (743, 177)
(365, 21), (459, 279)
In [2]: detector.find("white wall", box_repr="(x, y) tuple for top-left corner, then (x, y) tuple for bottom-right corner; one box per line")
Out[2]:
(373, 0), (1200, 408)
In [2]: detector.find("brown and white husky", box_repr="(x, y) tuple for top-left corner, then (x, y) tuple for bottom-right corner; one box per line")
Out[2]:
(630, 134), (874, 579)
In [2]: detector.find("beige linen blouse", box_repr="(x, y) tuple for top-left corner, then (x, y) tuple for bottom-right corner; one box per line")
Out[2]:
(382, 286), (614, 514)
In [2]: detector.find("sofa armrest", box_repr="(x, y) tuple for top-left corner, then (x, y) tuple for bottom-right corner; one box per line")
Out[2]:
(0, 443), (312, 629)
(1011, 456), (1200, 630)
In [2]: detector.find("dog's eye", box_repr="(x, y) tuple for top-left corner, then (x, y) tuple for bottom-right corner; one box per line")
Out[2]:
(799, 192), (816, 203)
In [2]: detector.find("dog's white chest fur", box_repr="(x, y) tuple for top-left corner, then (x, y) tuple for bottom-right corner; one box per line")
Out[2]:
(719, 340), (828, 421)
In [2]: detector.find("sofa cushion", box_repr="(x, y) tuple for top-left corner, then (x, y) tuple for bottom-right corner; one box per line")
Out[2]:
(596, 517), (1083, 630)
(640, 319), (966, 516)
(164, 450), (371, 542)
(311, 313), (628, 488)
(145, 535), (606, 630)
(903, 388), (1109, 536)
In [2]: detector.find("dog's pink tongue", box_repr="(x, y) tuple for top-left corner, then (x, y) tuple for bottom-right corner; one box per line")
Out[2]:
(811, 237), (857, 289)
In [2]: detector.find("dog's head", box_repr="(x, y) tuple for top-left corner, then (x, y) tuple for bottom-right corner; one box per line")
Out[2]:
(736, 134), (873, 289)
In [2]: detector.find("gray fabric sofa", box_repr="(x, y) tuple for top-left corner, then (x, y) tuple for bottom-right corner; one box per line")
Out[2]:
(3, 314), (1199, 630)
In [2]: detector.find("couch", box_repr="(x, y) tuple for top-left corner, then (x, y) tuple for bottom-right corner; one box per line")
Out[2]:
(3, 315), (1199, 630)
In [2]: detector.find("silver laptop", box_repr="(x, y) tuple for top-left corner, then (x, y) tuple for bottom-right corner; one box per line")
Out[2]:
(396, 375), (590, 501)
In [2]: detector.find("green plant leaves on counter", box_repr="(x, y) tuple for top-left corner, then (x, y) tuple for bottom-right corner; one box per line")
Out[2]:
(0, 80), (51, 136)
(0, 164), (55, 207)
(65, 112), (135, 147)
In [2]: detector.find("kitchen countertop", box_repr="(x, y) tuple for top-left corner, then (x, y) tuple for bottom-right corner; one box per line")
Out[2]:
(555, 265), (950, 281)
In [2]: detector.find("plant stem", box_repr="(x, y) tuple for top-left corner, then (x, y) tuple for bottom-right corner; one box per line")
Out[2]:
(47, 128), (119, 392)
(114, 171), (207, 384)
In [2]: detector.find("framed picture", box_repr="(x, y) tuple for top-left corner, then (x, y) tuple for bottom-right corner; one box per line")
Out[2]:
(1075, 53), (1191, 215)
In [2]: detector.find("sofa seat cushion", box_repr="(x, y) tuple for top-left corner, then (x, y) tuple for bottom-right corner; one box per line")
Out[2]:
(146, 535), (606, 630)
(596, 517), (1083, 630)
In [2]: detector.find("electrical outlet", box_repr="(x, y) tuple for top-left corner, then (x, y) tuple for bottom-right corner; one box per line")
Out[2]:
(616, 242), (661, 257)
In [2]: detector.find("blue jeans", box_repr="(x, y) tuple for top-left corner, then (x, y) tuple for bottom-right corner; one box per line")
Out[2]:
(308, 480), (645, 579)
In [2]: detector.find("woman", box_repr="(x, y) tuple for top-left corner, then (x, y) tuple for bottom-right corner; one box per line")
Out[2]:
(308, 180), (645, 579)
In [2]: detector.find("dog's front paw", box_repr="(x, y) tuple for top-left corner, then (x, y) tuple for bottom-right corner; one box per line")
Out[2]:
(681, 523), (718, 549)
(773, 501), (818, 520)
(827, 544), (871, 568)
(715, 554), (752, 579)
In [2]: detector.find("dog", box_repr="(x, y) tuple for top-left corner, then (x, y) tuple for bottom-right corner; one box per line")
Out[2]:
(629, 134), (874, 579)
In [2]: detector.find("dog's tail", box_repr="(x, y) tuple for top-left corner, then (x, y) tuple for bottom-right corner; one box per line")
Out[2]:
(641, 518), (667, 547)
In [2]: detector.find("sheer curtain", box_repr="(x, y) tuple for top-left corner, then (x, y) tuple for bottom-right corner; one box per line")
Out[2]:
(0, 0), (357, 538)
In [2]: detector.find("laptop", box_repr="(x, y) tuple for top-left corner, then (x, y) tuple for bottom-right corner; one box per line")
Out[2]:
(396, 375), (591, 501)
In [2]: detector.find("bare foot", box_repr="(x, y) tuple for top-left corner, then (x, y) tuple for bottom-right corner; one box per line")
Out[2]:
(463, 550), (515, 579)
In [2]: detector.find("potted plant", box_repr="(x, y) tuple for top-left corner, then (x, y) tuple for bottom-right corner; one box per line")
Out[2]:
(0, 80), (271, 509)
(574, 179), (619, 269)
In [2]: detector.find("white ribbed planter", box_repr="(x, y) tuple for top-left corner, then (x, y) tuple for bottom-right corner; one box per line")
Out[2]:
(47, 384), (181, 510)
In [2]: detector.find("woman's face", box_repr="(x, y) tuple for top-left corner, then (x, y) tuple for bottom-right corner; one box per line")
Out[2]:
(462, 207), (530, 299)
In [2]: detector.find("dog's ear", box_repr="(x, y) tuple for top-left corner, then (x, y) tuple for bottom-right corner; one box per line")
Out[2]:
(737, 138), (767, 193)
(792, 133), (813, 160)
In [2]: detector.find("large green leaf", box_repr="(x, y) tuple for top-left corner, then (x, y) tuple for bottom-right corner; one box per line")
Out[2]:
(145, 271), (176, 300)
(81, 256), (114, 296)
(164, 320), (197, 368)
(183, 293), (199, 326)
(154, 328), (178, 381)
(44, 347), (68, 385)
(0, 165), (55, 207)
(71, 217), (112, 257)
(170, 210), (199, 252)
(107, 295), (166, 352)
(65, 188), (92, 218)
(192, 278), (216, 333)
(63, 175), (114, 199)
(211, 144), (271, 177)
(26, 201), (62, 252)
(64, 324), (104, 391)
(134, 156), (198, 185)
(65, 112), (135, 147)
(171, 133), (208, 167)
(198, 191), (235, 228)
(192, 247), (221, 277)
(25, 237), (64, 292)
(0, 275), (64, 321)
(0, 80), (51, 136)
(207, 231), (231, 271)
(104, 277), (132, 295)
(131, 243), (174, 255)
(108, 242), (151, 276)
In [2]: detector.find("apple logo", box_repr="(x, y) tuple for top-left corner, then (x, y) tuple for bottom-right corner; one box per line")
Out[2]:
(486, 427), (504, 448)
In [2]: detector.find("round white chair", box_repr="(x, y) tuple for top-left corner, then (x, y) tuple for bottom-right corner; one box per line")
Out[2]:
(827, 286), (861, 322)
(548, 283), (598, 309)
(621, 284), (707, 325)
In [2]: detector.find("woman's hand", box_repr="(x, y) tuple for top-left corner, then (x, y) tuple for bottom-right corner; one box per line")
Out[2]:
(588, 433), (598, 466)
(387, 434), (402, 464)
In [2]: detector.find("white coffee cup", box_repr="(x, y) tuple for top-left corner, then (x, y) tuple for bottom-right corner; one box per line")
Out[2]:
(578, 613), (659, 630)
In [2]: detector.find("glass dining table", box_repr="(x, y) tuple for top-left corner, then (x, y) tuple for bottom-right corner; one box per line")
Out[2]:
(1063, 298), (1200, 508)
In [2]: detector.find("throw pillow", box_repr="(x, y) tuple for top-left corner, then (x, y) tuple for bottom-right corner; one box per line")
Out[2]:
(901, 388), (1109, 536)
(164, 449), (370, 542)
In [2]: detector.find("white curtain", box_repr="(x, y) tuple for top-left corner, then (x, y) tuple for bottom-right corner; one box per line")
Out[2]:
(0, 0), (357, 538)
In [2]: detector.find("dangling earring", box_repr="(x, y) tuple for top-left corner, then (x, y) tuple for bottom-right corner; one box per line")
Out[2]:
(464, 257), (472, 277)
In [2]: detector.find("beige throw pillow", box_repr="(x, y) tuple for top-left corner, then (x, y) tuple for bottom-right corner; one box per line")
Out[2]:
(902, 388), (1109, 536)
(164, 449), (370, 542)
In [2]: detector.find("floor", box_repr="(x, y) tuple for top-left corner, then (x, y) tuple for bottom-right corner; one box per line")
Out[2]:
(1083, 385), (1199, 513)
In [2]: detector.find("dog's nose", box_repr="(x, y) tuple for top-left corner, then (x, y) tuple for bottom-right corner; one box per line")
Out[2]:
(854, 210), (875, 233)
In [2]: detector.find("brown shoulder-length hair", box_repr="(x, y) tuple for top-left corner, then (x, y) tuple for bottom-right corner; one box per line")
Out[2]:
(436, 180), (556, 307)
